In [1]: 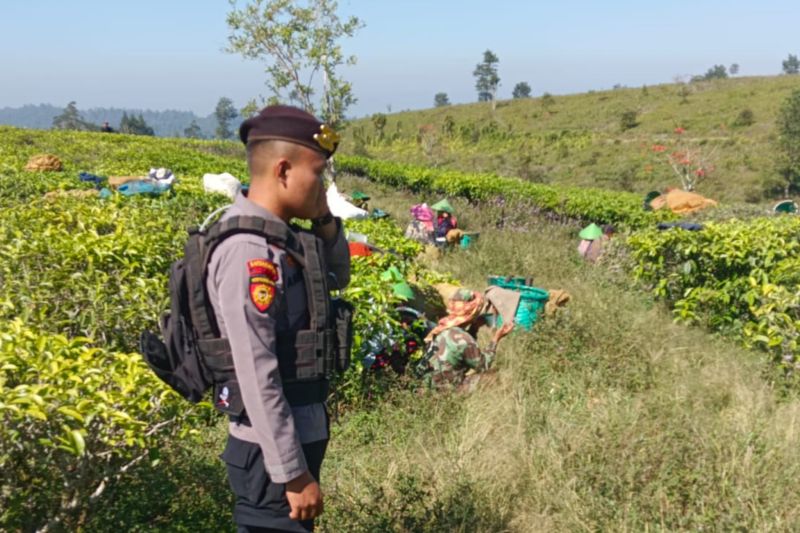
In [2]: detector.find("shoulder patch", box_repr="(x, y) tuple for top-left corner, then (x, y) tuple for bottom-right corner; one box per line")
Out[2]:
(248, 258), (279, 281)
(247, 258), (278, 312)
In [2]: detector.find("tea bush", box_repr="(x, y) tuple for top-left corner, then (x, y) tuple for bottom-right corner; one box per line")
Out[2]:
(337, 155), (677, 228)
(0, 127), (452, 528)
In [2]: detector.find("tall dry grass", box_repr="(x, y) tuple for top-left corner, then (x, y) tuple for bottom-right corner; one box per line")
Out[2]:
(318, 176), (800, 531)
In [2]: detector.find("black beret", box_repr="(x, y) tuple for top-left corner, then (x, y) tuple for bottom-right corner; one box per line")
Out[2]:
(239, 105), (339, 158)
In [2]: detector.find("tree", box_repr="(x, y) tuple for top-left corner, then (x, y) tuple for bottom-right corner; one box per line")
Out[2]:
(52, 102), (96, 131)
(473, 50), (500, 110)
(240, 99), (259, 119)
(512, 82), (531, 99)
(776, 89), (800, 196)
(184, 120), (204, 139)
(215, 97), (238, 139)
(434, 92), (450, 107)
(700, 64), (728, 81)
(651, 127), (717, 191)
(729, 63), (740, 76)
(371, 113), (386, 139)
(783, 54), (800, 75)
(119, 113), (154, 136)
(226, 0), (364, 128)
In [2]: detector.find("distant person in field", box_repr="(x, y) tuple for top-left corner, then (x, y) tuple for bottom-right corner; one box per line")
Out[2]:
(431, 198), (457, 240)
(420, 288), (514, 391)
(577, 223), (615, 263)
(100, 121), (114, 133)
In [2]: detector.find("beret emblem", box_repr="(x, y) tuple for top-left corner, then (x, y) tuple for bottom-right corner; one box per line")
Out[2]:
(313, 124), (340, 153)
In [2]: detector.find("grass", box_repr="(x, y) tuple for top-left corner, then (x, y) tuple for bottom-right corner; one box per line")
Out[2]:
(312, 175), (800, 531)
(340, 75), (800, 203)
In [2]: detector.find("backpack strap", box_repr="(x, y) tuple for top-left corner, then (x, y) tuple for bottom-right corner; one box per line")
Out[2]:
(188, 215), (306, 340)
(210, 215), (304, 259)
(297, 231), (335, 377)
(297, 232), (329, 331)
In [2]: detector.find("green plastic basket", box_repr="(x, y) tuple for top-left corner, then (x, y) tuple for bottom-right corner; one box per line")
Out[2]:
(487, 276), (549, 331)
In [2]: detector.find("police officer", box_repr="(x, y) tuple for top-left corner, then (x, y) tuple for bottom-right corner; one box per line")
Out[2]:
(206, 105), (350, 532)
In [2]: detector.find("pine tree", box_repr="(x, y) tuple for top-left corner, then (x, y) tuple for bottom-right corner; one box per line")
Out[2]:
(473, 50), (500, 110)
(215, 97), (238, 139)
(52, 102), (96, 131)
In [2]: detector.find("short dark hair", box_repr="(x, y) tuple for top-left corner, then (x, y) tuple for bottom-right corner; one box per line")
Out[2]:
(246, 139), (304, 178)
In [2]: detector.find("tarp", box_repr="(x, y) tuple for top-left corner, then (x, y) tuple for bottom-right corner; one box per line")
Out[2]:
(649, 190), (717, 214)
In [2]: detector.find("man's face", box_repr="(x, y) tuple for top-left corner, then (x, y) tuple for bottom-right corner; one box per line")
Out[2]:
(284, 146), (327, 219)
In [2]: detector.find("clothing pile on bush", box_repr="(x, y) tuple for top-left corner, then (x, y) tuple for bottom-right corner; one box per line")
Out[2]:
(112, 168), (175, 196)
(646, 189), (717, 214)
(25, 154), (63, 172)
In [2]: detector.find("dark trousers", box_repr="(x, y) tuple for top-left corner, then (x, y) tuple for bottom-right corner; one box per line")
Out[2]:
(222, 435), (328, 532)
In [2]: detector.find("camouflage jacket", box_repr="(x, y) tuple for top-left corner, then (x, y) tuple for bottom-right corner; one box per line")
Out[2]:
(423, 327), (494, 389)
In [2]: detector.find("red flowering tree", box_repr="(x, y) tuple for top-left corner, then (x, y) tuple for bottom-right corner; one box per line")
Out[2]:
(651, 127), (717, 191)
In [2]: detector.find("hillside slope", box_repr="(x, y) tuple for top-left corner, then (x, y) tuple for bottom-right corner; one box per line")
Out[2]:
(341, 75), (800, 203)
(3, 128), (800, 530)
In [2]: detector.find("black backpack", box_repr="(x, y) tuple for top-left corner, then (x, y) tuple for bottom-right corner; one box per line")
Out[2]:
(139, 214), (353, 412)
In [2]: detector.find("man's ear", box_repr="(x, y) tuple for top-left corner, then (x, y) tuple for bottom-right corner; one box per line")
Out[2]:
(275, 158), (291, 185)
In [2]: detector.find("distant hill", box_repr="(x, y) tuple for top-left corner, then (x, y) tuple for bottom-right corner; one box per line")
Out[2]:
(341, 75), (800, 203)
(0, 104), (237, 139)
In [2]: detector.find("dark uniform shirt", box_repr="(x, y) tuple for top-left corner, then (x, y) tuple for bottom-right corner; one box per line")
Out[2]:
(206, 192), (350, 483)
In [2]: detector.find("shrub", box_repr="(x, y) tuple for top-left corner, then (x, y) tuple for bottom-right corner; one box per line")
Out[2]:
(620, 110), (639, 131)
(0, 320), (203, 531)
(733, 108), (755, 127)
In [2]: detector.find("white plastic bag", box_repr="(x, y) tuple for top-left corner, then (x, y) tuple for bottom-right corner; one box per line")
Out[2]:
(203, 172), (242, 199)
(326, 182), (368, 220)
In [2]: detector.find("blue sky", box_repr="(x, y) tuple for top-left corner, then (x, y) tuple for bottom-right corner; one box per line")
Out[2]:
(1, 0), (798, 117)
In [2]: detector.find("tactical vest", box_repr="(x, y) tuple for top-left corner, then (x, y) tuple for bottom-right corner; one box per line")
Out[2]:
(140, 214), (353, 418)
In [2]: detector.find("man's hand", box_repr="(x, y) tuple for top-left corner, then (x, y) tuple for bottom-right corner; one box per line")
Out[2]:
(492, 322), (514, 344)
(313, 174), (331, 219)
(286, 470), (324, 522)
